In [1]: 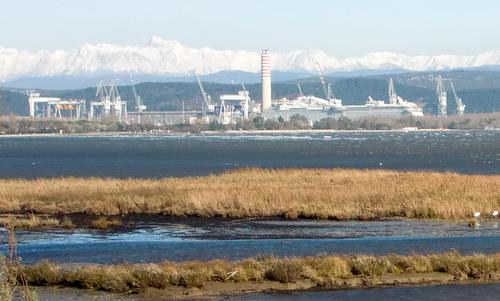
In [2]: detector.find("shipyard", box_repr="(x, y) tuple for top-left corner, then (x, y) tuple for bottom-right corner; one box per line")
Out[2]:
(21, 49), (476, 130)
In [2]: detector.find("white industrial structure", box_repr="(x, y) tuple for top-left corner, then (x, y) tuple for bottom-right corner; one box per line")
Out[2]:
(196, 73), (215, 118)
(219, 89), (251, 121)
(436, 75), (448, 116)
(388, 78), (398, 105)
(449, 80), (465, 116)
(129, 73), (146, 124)
(261, 49), (272, 112)
(89, 80), (127, 121)
(28, 91), (85, 119)
(435, 76), (466, 116)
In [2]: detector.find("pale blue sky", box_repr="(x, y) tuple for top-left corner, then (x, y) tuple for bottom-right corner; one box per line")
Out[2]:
(2, 0), (499, 57)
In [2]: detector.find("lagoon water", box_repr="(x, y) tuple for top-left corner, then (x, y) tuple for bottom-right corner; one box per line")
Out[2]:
(228, 283), (500, 301)
(4, 218), (500, 264)
(24, 283), (500, 301)
(0, 130), (500, 178)
(2, 130), (500, 300)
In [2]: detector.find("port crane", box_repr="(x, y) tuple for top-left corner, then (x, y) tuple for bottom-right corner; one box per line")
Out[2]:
(129, 73), (146, 124)
(327, 83), (334, 100)
(436, 75), (447, 116)
(388, 78), (398, 105)
(297, 83), (304, 98)
(316, 62), (330, 100)
(195, 73), (214, 117)
(89, 80), (126, 121)
(449, 81), (465, 116)
(240, 81), (250, 120)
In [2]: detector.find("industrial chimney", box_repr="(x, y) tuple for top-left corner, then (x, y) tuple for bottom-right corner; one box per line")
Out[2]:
(261, 49), (271, 112)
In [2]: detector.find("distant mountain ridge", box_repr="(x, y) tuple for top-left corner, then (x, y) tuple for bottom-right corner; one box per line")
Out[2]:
(3, 36), (500, 86)
(3, 70), (500, 117)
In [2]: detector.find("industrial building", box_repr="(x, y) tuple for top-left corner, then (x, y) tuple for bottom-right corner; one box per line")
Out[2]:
(28, 92), (85, 120)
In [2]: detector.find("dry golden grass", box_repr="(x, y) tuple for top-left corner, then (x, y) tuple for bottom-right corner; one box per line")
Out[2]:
(91, 217), (122, 230)
(0, 168), (499, 220)
(0, 214), (59, 229)
(16, 252), (500, 293)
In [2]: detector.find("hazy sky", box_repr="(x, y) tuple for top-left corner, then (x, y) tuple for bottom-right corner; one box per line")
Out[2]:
(2, 0), (500, 58)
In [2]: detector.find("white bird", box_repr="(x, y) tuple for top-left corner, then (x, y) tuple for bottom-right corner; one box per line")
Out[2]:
(493, 211), (499, 217)
(474, 212), (481, 218)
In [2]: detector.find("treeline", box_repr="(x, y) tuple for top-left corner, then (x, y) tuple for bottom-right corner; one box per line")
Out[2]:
(2, 112), (500, 135)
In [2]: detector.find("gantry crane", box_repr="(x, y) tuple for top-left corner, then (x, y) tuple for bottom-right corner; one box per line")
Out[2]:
(129, 73), (146, 124)
(449, 81), (465, 116)
(388, 78), (398, 105)
(297, 83), (304, 98)
(195, 73), (214, 117)
(316, 62), (329, 100)
(436, 75), (447, 116)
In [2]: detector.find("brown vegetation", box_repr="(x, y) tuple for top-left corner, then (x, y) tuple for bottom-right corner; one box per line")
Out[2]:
(91, 217), (122, 230)
(0, 168), (499, 220)
(14, 252), (500, 294)
(0, 214), (59, 229)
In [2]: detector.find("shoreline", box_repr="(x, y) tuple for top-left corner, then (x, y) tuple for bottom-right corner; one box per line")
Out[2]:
(0, 127), (487, 138)
(27, 281), (500, 301)
(14, 253), (500, 299)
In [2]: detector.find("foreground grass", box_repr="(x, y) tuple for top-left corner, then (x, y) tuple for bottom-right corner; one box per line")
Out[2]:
(0, 215), (59, 229)
(10, 252), (500, 295)
(0, 168), (499, 220)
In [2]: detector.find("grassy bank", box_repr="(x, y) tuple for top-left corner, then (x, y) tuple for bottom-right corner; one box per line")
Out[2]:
(5, 252), (499, 298)
(0, 169), (499, 220)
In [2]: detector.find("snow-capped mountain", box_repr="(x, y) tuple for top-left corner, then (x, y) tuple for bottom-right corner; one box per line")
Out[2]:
(2, 36), (500, 82)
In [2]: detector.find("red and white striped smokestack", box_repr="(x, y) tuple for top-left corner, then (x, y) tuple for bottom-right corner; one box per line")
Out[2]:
(261, 49), (271, 112)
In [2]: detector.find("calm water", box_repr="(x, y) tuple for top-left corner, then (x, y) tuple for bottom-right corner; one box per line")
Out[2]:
(2, 131), (500, 299)
(23, 283), (500, 301)
(4, 219), (500, 264)
(228, 284), (500, 301)
(0, 130), (500, 178)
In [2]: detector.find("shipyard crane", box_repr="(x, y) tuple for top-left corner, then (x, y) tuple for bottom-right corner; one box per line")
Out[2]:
(240, 81), (247, 93)
(195, 73), (214, 117)
(129, 73), (146, 112)
(449, 81), (465, 116)
(327, 83), (334, 100)
(240, 81), (250, 120)
(240, 81), (251, 105)
(95, 80), (111, 117)
(316, 62), (330, 100)
(109, 80), (126, 121)
(129, 73), (146, 124)
(388, 78), (398, 105)
(436, 75), (447, 116)
(297, 83), (304, 98)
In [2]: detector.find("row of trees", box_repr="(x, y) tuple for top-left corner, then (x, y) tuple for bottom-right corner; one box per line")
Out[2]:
(2, 113), (500, 135)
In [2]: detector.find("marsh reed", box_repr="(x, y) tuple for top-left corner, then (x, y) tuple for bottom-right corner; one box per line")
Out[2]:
(0, 168), (499, 220)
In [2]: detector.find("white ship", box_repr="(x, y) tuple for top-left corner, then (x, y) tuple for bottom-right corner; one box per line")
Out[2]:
(264, 78), (423, 122)
(329, 78), (423, 118)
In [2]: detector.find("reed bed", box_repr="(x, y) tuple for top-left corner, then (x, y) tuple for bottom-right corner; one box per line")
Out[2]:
(0, 168), (499, 220)
(0, 214), (59, 229)
(13, 252), (500, 293)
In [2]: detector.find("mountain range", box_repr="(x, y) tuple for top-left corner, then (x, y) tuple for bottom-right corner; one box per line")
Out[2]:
(3, 36), (500, 89)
